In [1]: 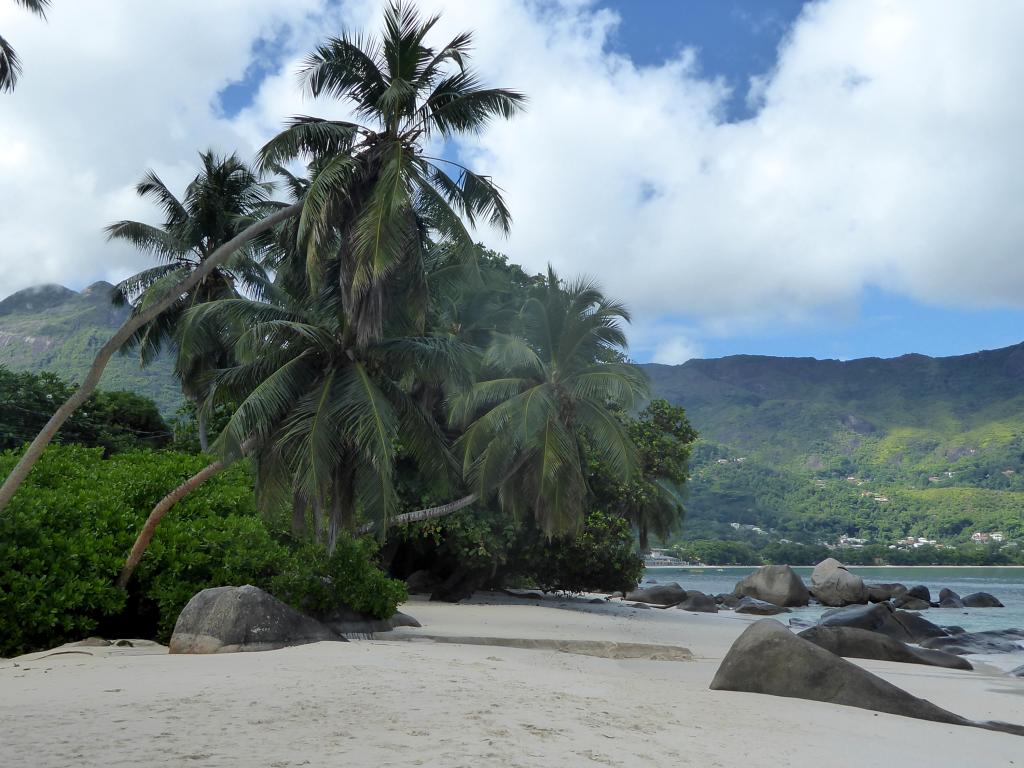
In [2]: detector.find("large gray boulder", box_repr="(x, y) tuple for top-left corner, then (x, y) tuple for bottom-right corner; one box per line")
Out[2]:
(810, 558), (868, 606)
(798, 626), (972, 670)
(625, 582), (688, 606)
(676, 591), (718, 613)
(734, 596), (790, 615)
(732, 565), (809, 607)
(961, 592), (1004, 608)
(818, 602), (910, 641)
(169, 585), (345, 654)
(921, 628), (1024, 655)
(937, 590), (964, 608)
(818, 602), (948, 644)
(907, 584), (931, 602)
(866, 583), (906, 603)
(891, 610), (948, 643)
(709, 620), (1024, 736)
(892, 594), (931, 611)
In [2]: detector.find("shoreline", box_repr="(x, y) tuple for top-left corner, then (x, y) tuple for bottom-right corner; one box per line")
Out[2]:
(650, 564), (1024, 569)
(3, 595), (1023, 767)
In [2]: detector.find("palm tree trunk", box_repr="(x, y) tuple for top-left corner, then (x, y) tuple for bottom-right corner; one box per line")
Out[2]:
(115, 458), (229, 589)
(356, 493), (477, 536)
(639, 522), (650, 554)
(115, 438), (256, 589)
(0, 202), (302, 515)
(197, 408), (210, 453)
(292, 490), (307, 537)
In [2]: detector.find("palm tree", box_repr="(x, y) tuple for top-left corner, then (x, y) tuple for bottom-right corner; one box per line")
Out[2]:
(1, 0), (50, 92)
(452, 268), (648, 535)
(107, 151), (276, 451)
(182, 278), (474, 552)
(0, 0), (521, 514)
(257, 0), (525, 348)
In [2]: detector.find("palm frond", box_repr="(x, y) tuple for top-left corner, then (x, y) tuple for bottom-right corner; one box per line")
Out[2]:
(0, 34), (22, 93)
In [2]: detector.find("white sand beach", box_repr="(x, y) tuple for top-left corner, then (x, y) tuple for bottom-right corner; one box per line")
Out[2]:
(3, 596), (1023, 768)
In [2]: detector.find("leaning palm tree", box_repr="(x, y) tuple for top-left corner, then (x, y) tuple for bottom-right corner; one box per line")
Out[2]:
(258, 0), (525, 348)
(1, 0), (50, 92)
(107, 150), (276, 451)
(452, 268), (649, 535)
(0, 0), (522, 514)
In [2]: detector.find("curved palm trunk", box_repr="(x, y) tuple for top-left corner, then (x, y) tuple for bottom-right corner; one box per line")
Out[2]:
(356, 493), (477, 536)
(116, 438), (256, 589)
(0, 202), (302, 514)
(197, 409), (210, 453)
(115, 457), (230, 589)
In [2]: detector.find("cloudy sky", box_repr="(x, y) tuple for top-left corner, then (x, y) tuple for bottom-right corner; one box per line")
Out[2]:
(2, 0), (1023, 363)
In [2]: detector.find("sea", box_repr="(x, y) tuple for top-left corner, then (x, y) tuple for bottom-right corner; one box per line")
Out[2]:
(643, 565), (1024, 672)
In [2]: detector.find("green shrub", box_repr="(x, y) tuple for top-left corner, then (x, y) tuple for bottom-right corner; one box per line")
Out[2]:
(273, 537), (408, 620)
(509, 510), (643, 594)
(0, 444), (406, 655)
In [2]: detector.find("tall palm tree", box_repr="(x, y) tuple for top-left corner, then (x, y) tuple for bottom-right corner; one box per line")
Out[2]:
(1, 0), (50, 92)
(179, 279), (473, 553)
(452, 268), (649, 535)
(107, 151), (276, 451)
(0, 0), (521, 515)
(257, 0), (525, 348)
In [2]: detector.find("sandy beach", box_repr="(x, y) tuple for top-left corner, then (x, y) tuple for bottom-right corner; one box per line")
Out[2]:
(2, 595), (1023, 768)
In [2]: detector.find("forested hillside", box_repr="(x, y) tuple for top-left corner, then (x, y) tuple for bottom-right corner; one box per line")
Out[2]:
(642, 344), (1024, 548)
(0, 282), (181, 413)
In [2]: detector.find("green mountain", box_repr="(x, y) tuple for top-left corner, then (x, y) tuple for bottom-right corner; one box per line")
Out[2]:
(641, 345), (1024, 546)
(0, 282), (182, 414)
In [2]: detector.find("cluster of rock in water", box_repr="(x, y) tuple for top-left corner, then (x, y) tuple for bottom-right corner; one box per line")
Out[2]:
(624, 557), (1004, 615)
(617, 557), (1022, 676)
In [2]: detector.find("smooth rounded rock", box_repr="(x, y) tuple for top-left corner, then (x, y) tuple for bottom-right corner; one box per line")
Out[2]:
(732, 565), (809, 607)
(810, 558), (868, 606)
(169, 585), (344, 654)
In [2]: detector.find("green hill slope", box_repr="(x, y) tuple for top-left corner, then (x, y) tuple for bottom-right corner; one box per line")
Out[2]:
(641, 344), (1024, 546)
(0, 283), (181, 414)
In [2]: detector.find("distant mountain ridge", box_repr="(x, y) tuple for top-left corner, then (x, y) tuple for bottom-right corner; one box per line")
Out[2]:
(0, 282), (181, 414)
(641, 342), (1024, 459)
(640, 343), (1024, 545)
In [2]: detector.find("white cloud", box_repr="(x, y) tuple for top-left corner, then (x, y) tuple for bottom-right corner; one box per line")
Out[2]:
(2, 0), (1023, 359)
(652, 335), (703, 365)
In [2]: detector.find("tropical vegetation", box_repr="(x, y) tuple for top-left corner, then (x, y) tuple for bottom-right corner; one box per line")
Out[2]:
(0, 1), (697, 655)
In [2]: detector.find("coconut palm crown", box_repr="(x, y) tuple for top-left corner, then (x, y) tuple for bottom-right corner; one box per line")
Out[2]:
(1, 0), (51, 92)
(452, 267), (649, 535)
(258, 0), (525, 349)
(107, 150), (276, 449)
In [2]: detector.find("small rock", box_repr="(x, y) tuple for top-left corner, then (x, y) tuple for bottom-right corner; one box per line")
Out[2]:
(907, 585), (931, 602)
(625, 583), (688, 607)
(734, 596), (790, 615)
(676, 591), (718, 613)
(866, 583), (906, 603)
(893, 595), (931, 611)
(960, 592), (1004, 608)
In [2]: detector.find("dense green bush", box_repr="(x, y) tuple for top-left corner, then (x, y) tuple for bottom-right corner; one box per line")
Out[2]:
(273, 537), (407, 620)
(0, 445), (406, 656)
(0, 366), (169, 454)
(510, 511), (643, 594)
